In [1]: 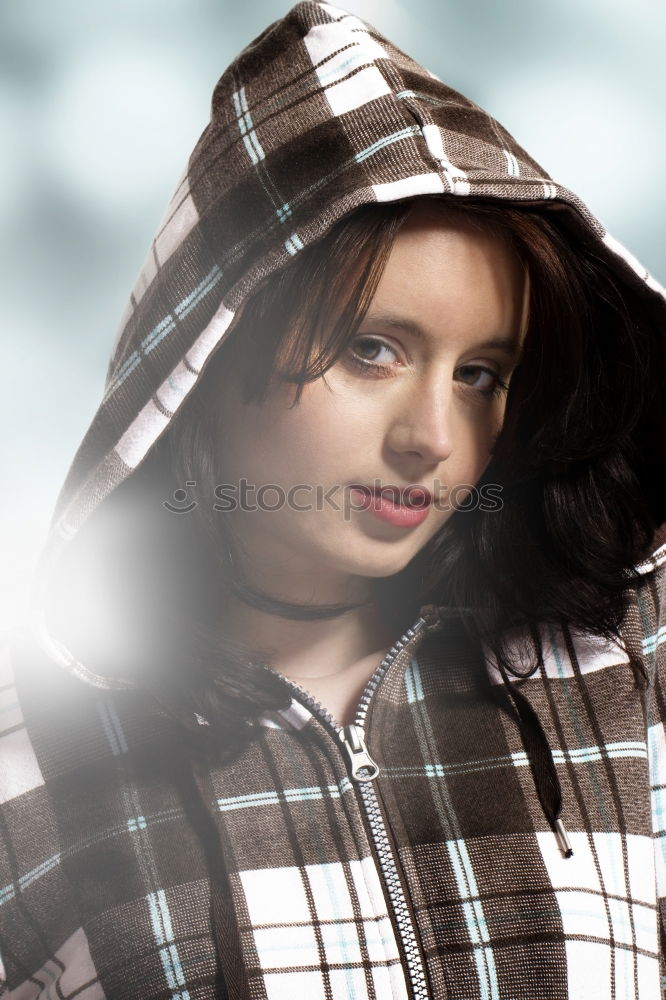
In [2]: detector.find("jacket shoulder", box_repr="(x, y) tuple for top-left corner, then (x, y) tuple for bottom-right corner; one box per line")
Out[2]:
(632, 520), (666, 579)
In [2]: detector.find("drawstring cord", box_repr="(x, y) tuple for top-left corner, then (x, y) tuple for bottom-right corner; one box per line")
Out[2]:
(431, 606), (574, 859)
(496, 656), (573, 858)
(500, 602), (650, 860)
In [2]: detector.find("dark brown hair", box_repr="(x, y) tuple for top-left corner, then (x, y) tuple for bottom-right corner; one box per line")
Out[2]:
(54, 195), (665, 757)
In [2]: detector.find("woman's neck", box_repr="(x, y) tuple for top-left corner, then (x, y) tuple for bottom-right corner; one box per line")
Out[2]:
(217, 586), (399, 726)
(216, 586), (396, 684)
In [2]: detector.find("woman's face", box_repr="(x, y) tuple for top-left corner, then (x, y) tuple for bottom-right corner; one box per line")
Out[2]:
(211, 202), (528, 601)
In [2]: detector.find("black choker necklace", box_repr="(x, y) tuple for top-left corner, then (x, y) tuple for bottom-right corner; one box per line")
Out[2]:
(223, 575), (372, 621)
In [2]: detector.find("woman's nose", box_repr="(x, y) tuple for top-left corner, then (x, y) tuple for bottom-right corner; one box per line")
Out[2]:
(385, 376), (454, 465)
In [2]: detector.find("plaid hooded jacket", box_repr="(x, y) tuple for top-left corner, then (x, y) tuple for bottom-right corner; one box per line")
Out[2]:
(3, 3), (666, 998)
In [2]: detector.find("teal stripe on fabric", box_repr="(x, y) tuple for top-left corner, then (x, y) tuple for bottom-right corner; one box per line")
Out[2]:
(0, 852), (61, 906)
(97, 699), (128, 756)
(317, 49), (375, 86)
(648, 724), (666, 789)
(243, 87), (265, 160)
(461, 900), (488, 945)
(76, 809), (182, 854)
(217, 778), (353, 812)
(148, 889), (191, 999)
(472, 946), (500, 1000)
(643, 625), (666, 655)
(317, 862), (348, 921)
(107, 265), (223, 397)
(404, 658), (425, 703)
(109, 352), (142, 393)
(112, 349), (143, 384)
(329, 929), (354, 994)
(284, 233), (304, 255)
(652, 787), (666, 831)
(548, 625), (568, 680)
(354, 126), (419, 165)
(389, 756), (515, 780)
(387, 741), (647, 782)
(448, 839), (500, 1000)
(232, 86), (265, 165)
(159, 945), (189, 996)
(515, 741), (647, 766)
(424, 763), (444, 777)
(173, 266), (223, 321)
(166, 374), (181, 395)
(140, 312), (175, 353)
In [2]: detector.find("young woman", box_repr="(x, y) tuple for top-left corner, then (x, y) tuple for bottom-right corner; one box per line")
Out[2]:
(2, 3), (666, 999)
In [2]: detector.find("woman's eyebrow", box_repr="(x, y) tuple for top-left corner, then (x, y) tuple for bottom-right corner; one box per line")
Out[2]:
(361, 312), (523, 358)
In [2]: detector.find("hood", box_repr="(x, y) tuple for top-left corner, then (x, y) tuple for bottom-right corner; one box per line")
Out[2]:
(31, 0), (666, 691)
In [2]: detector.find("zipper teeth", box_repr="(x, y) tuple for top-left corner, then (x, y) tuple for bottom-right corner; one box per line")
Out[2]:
(354, 617), (427, 729)
(267, 613), (431, 999)
(354, 615), (430, 1000)
(359, 779), (429, 1000)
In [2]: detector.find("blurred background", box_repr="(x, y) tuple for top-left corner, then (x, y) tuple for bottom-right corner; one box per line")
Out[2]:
(2, 0), (665, 632)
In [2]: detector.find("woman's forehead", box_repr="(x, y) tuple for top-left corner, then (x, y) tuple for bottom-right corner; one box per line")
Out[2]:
(393, 199), (531, 342)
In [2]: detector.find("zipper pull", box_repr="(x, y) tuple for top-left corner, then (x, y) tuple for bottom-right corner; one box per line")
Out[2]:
(340, 724), (380, 782)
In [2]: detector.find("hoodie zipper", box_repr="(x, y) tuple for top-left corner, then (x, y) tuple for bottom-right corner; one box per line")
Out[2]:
(271, 612), (434, 1000)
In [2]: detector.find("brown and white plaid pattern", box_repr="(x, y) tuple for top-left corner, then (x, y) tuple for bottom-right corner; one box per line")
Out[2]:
(5, 1), (666, 997)
(2, 536), (666, 997)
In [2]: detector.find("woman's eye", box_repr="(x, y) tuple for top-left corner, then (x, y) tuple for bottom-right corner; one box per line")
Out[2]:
(456, 364), (509, 398)
(344, 336), (398, 374)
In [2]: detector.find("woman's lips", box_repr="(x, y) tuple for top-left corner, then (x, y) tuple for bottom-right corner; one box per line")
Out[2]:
(349, 484), (433, 507)
(348, 485), (433, 528)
